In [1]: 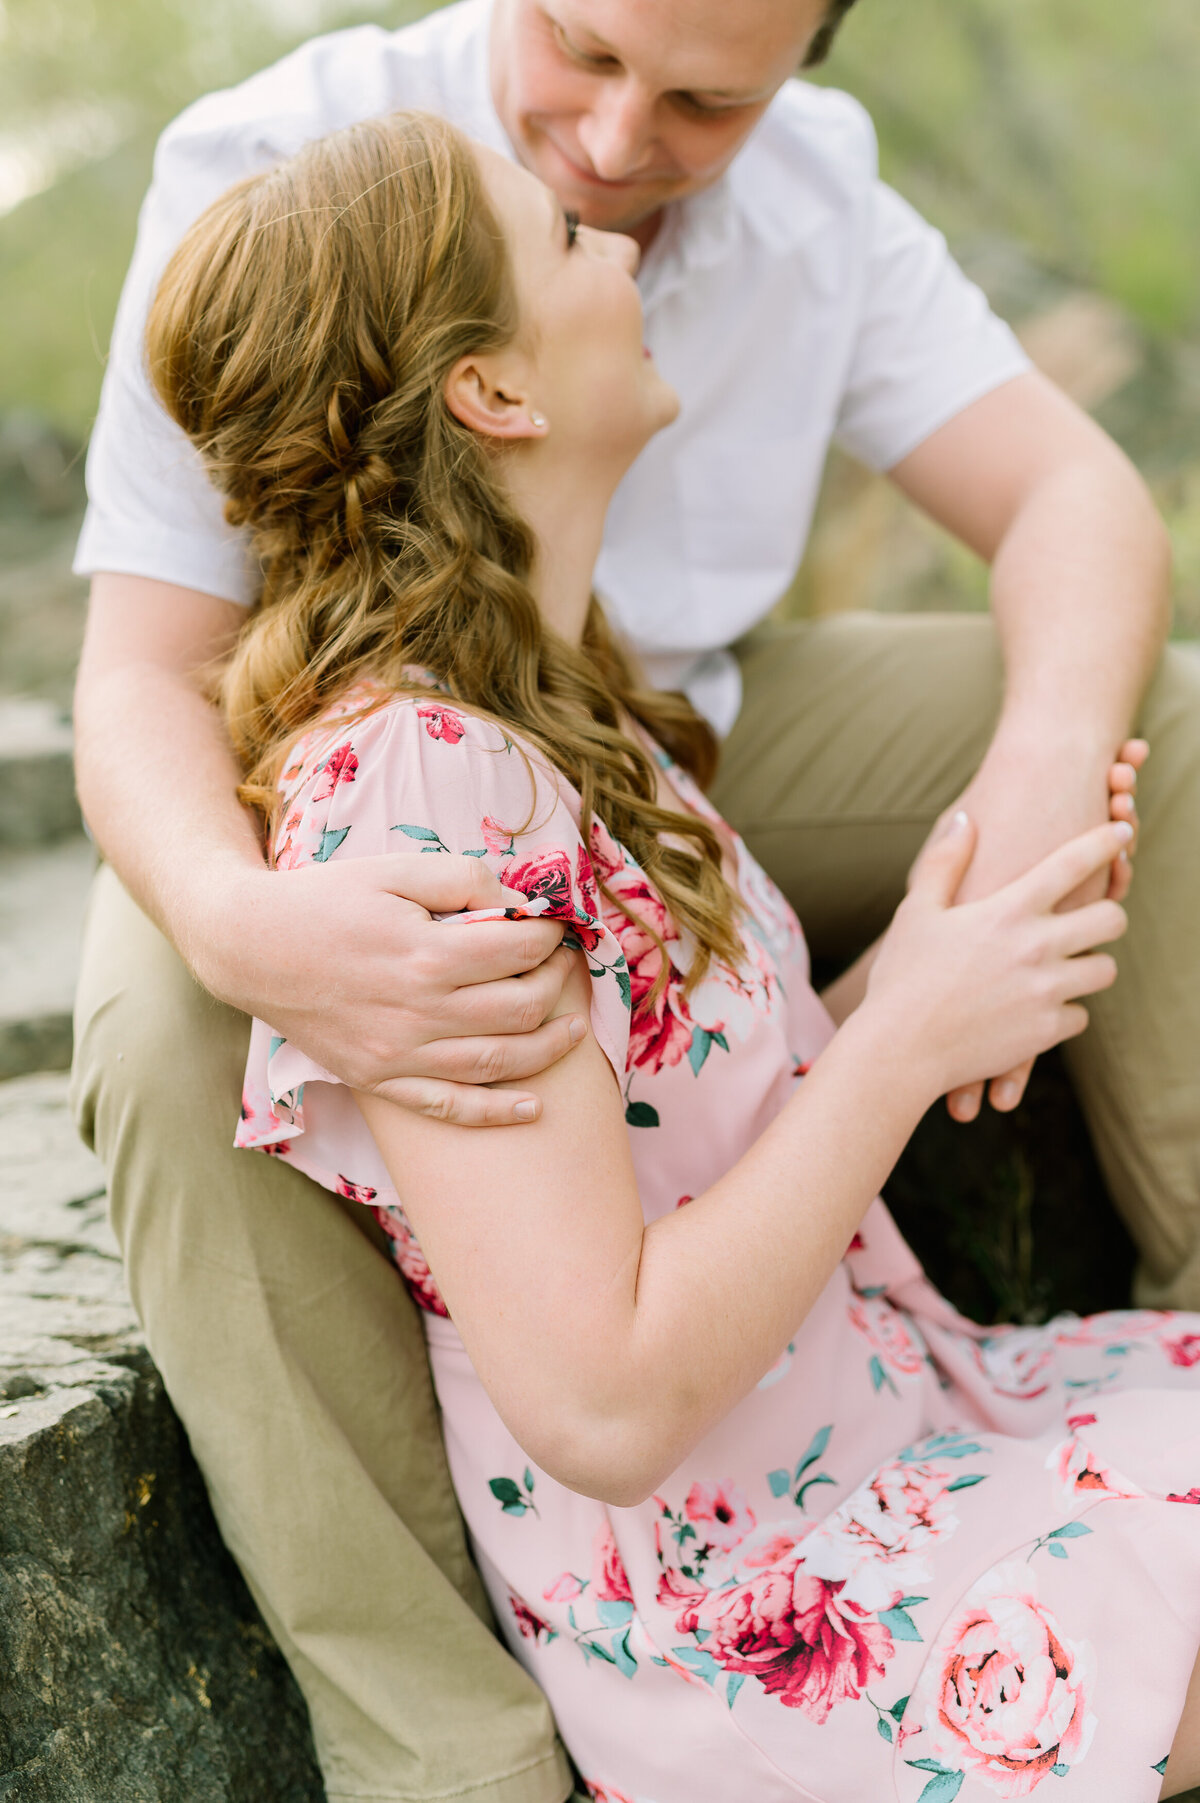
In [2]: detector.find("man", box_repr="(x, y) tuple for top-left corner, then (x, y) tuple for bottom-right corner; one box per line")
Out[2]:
(69, 0), (1197, 1798)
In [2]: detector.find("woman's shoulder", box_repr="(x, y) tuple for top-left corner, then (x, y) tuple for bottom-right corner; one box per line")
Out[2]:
(272, 678), (583, 870)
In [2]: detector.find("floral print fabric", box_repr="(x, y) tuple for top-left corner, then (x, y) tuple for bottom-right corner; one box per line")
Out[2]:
(238, 687), (1200, 1803)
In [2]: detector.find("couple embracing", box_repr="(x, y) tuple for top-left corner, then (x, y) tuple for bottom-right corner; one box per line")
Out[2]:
(71, 1), (1200, 1798)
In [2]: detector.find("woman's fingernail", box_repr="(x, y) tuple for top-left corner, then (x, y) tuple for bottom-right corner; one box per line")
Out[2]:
(568, 1017), (586, 1044)
(514, 1100), (538, 1121)
(947, 809), (969, 834)
(1118, 849), (1129, 865)
(994, 1081), (1018, 1108)
(1115, 821), (1134, 843)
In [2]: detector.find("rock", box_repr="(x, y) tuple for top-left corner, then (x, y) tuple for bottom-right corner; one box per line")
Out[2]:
(0, 699), (81, 848)
(0, 837), (94, 1079)
(0, 1074), (325, 1800)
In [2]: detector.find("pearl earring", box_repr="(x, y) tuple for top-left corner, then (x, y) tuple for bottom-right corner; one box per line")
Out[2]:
(530, 411), (546, 429)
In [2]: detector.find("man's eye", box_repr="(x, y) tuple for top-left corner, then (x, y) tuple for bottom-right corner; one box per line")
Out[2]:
(554, 23), (617, 70)
(565, 210), (580, 249)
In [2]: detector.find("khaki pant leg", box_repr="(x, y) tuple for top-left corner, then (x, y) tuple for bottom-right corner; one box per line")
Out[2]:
(70, 866), (571, 1803)
(710, 613), (1200, 1309)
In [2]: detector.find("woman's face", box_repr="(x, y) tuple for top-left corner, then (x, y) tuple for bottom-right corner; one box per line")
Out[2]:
(473, 143), (680, 469)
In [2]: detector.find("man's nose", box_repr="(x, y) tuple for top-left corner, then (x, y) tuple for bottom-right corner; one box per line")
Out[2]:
(576, 81), (655, 182)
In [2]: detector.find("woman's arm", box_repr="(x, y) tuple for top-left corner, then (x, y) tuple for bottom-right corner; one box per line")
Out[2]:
(75, 574), (581, 1124)
(359, 813), (1130, 1506)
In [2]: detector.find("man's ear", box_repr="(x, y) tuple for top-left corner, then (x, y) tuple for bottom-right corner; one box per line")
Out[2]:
(444, 353), (546, 441)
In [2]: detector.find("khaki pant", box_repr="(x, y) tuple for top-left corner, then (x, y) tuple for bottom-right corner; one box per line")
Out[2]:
(71, 611), (1200, 1800)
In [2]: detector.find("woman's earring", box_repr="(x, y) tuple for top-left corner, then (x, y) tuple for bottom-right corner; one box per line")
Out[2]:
(530, 411), (547, 429)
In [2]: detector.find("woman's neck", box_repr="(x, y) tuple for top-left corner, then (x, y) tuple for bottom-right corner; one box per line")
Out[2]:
(503, 450), (618, 649)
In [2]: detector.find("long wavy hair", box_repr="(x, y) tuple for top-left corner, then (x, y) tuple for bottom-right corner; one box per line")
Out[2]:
(145, 109), (744, 994)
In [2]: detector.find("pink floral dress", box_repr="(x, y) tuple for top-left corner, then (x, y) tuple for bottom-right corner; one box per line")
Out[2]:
(238, 684), (1200, 1803)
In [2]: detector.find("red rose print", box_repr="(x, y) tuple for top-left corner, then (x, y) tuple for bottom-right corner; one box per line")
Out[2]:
(605, 874), (695, 1074)
(670, 1558), (893, 1723)
(416, 703), (465, 744)
(591, 1522), (634, 1604)
(312, 742), (358, 801)
(509, 1594), (556, 1644)
(335, 1174), (376, 1205)
(507, 847), (576, 918)
(1168, 1488), (1200, 1505)
(1164, 1332), (1200, 1368)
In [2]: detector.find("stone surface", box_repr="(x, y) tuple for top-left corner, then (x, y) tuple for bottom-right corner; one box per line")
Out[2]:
(0, 1073), (325, 1801)
(0, 838), (93, 1080)
(0, 699), (81, 848)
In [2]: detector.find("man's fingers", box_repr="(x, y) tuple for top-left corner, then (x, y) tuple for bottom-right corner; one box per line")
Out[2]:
(433, 915), (567, 982)
(947, 1082), (984, 1122)
(375, 852), (528, 916)
(446, 944), (575, 1036)
(988, 1059), (1034, 1112)
(420, 1014), (587, 1085)
(1057, 950), (1119, 1001)
(368, 1076), (545, 1127)
(1015, 822), (1133, 913)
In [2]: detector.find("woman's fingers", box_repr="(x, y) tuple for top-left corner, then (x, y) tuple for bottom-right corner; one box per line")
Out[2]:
(1015, 821), (1133, 914)
(1047, 897), (1128, 958)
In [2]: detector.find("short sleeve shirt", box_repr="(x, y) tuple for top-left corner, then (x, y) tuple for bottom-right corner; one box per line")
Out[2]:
(75, 0), (1029, 733)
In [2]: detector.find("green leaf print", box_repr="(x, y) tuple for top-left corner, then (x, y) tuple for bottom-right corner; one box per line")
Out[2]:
(876, 1716), (894, 1743)
(488, 1472), (539, 1517)
(890, 1695), (910, 1720)
(767, 1468), (791, 1498)
(610, 1627), (637, 1679)
(725, 1673), (745, 1709)
(869, 1354), (899, 1396)
(596, 1599), (634, 1627)
(313, 825), (351, 862)
(1048, 1541), (1068, 1558)
(794, 1423), (833, 1478)
(1049, 1520), (1093, 1539)
(671, 1646), (720, 1685)
(945, 1473), (987, 1493)
(915, 1776), (964, 1803)
(391, 823), (449, 851)
(1154, 1757), (1170, 1775)
(524, 1467), (535, 1492)
(878, 1604), (922, 1643)
(625, 1100), (660, 1128)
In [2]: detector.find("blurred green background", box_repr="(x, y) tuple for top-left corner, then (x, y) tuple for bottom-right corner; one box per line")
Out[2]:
(1, 0), (1198, 1326)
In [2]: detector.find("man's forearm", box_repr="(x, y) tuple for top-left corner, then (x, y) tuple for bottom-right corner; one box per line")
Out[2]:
(75, 656), (265, 974)
(987, 446), (1171, 756)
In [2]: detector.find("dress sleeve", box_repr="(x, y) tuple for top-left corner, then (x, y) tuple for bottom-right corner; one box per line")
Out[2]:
(833, 181), (1031, 472)
(235, 697), (632, 1208)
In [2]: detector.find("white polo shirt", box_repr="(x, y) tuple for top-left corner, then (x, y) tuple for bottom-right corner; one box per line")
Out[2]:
(76, 0), (1029, 733)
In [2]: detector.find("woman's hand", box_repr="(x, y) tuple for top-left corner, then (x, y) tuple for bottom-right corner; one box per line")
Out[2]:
(865, 811), (1132, 1107)
(942, 738), (1148, 1117)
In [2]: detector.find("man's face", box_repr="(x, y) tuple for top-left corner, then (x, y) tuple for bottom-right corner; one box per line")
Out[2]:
(490, 0), (830, 242)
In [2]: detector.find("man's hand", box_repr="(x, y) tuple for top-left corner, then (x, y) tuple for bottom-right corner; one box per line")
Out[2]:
(194, 853), (584, 1127)
(939, 737), (1147, 1121)
(75, 575), (581, 1128)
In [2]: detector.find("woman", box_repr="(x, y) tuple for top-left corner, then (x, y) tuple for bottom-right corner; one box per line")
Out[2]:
(146, 112), (1200, 1801)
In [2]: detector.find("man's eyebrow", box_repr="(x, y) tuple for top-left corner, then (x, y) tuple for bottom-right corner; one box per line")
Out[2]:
(551, 7), (767, 104)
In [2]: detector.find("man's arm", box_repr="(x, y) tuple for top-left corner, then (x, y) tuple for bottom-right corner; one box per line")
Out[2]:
(74, 573), (580, 1124)
(888, 368), (1171, 1111)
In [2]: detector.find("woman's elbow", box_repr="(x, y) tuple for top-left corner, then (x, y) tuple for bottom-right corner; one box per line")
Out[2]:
(518, 1409), (675, 1510)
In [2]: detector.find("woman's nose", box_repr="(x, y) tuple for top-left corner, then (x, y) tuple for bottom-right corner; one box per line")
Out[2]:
(581, 225), (640, 276)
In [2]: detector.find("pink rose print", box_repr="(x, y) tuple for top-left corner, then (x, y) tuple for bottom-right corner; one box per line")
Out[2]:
(592, 1521), (634, 1604)
(903, 1563), (1096, 1797)
(606, 874), (695, 1074)
(416, 703), (465, 744)
(588, 817), (624, 885)
(1056, 1309), (1168, 1348)
(1163, 1332), (1200, 1368)
(311, 742), (358, 801)
(802, 1457), (958, 1611)
(1046, 1431), (1143, 1505)
(585, 1785), (636, 1803)
(1168, 1488), (1200, 1505)
(969, 1328), (1054, 1402)
(481, 815), (515, 856)
(543, 1571), (584, 1602)
(335, 1174), (376, 1204)
(371, 1203), (449, 1318)
(848, 1295), (926, 1392)
(683, 1481), (756, 1554)
(509, 1594), (556, 1645)
(666, 1559), (893, 1724)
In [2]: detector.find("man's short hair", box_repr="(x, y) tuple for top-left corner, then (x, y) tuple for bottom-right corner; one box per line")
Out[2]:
(803, 0), (859, 68)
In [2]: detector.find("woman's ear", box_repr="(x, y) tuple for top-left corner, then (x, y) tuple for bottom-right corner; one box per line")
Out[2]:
(444, 353), (547, 441)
